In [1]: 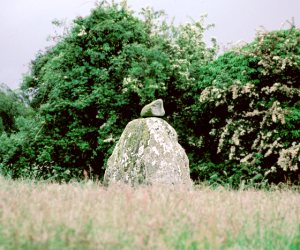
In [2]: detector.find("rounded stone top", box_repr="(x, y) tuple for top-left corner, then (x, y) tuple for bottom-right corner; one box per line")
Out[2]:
(140, 99), (165, 118)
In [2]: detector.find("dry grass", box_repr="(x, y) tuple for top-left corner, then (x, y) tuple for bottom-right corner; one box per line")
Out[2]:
(0, 177), (300, 250)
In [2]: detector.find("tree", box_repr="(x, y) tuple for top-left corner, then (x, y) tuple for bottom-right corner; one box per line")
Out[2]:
(5, 2), (215, 181)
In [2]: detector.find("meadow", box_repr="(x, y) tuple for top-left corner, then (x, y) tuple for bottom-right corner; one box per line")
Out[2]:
(0, 177), (299, 250)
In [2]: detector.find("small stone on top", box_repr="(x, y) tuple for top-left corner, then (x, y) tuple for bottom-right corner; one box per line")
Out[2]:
(140, 99), (165, 117)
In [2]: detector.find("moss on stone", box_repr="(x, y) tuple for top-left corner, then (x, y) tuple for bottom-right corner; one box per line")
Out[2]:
(140, 99), (165, 117)
(104, 118), (192, 186)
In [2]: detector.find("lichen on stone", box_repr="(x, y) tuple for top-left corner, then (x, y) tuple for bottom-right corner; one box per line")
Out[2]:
(140, 99), (165, 117)
(104, 117), (192, 187)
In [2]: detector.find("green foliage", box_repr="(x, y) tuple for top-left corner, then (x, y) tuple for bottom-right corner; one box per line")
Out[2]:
(190, 28), (300, 187)
(0, 88), (37, 178)
(18, 5), (158, 179)
(0, 90), (23, 134)
(3, 2), (215, 181)
(1, 1), (299, 187)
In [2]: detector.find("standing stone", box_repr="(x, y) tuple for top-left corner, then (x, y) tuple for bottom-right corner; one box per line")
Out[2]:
(104, 117), (192, 186)
(140, 99), (165, 117)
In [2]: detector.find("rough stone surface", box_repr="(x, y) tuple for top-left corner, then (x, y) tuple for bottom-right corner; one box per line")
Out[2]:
(140, 99), (165, 117)
(104, 118), (192, 186)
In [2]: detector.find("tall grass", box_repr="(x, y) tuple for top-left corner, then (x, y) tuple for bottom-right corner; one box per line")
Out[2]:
(0, 176), (299, 249)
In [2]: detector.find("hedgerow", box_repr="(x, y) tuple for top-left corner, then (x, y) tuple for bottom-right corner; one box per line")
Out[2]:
(0, 2), (299, 186)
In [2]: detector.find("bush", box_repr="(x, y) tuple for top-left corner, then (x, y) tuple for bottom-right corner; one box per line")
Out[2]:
(3, 2), (215, 181)
(0, 89), (24, 134)
(190, 28), (300, 186)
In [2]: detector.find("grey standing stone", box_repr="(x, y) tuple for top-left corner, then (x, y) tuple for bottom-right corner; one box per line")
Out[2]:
(140, 99), (165, 117)
(104, 117), (192, 186)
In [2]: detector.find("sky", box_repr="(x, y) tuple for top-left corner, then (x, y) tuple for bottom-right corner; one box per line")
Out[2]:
(1, 0), (299, 90)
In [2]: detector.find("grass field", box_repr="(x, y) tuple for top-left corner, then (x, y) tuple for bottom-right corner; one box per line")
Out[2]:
(0, 177), (300, 250)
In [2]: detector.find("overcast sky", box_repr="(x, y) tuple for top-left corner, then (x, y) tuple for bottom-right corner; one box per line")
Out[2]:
(1, 0), (299, 90)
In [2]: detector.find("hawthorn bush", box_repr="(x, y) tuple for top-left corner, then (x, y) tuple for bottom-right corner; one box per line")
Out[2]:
(190, 28), (300, 186)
